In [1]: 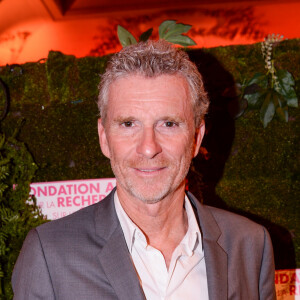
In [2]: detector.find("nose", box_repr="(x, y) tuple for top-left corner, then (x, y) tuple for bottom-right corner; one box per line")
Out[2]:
(136, 127), (162, 158)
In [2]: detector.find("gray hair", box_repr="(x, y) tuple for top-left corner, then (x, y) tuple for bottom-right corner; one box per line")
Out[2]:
(98, 40), (209, 127)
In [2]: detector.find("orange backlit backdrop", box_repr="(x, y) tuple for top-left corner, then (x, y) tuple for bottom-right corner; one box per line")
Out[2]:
(0, 0), (299, 65)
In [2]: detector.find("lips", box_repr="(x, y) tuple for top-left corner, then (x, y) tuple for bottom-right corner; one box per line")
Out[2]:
(134, 167), (166, 173)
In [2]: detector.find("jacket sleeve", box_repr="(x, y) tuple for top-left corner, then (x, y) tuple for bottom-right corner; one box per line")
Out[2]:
(12, 229), (55, 300)
(259, 227), (276, 300)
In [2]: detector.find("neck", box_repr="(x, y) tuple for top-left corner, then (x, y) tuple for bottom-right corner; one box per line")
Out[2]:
(117, 183), (188, 266)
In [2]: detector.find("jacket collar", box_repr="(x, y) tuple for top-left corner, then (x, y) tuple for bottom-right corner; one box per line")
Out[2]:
(95, 188), (145, 300)
(187, 191), (228, 300)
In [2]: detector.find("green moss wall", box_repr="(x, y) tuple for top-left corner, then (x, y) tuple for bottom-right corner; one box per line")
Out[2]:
(1, 40), (299, 269)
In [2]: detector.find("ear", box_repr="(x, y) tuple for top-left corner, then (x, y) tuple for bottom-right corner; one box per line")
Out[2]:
(193, 120), (205, 158)
(97, 118), (111, 159)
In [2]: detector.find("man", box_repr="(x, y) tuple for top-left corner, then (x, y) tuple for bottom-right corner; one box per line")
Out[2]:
(12, 40), (275, 299)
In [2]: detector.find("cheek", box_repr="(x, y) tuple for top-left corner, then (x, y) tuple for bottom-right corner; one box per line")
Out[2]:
(108, 136), (137, 159)
(162, 136), (194, 160)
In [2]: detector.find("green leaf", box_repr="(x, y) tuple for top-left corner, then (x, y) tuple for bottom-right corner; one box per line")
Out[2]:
(276, 69), (298, 107)
(139, 28), (153, 42)
(275, 92), (284, 108)
(164, 35), (196, 46)
(235, 98), (248, 119)
(159, 20), (176, 39)
(163, 24), (192, 39)
(247, 73), (268, 89)
(272, 92), (281, 108)
(158, 20), (195, 46)
(277, 69), (295, 86)
(244, 89), (265, 108)
(260, 91), (275, 128)
(286, 96), (298, 107)
(117, 25), (137, 47)
(276, 106), (288, 122)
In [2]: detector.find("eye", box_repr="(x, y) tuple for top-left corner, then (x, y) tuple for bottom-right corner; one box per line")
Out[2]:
(164, 121), (177, 127)
(122, 121), (134, 127)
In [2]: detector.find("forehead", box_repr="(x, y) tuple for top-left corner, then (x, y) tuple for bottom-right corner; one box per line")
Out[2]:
(107, 74), (191, 110)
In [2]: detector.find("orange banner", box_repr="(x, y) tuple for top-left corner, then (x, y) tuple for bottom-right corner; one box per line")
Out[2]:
(275, 269), (300, 299)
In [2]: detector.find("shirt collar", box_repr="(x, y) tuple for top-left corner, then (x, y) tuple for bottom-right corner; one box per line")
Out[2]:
(180, 195), (202, 256)
(114, 192), (140, 252)
(114, 192), (202, 255)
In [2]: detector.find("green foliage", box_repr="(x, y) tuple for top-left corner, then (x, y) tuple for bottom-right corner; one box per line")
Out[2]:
(158, 20), (196, 46)
(45, 51), (79, 103)
(139, 28), (153, 42)
(117, 25), (137, 47)
(117, 20), (196, 47)
(241, 35), (298, 127)
(0, 120), (46, 299)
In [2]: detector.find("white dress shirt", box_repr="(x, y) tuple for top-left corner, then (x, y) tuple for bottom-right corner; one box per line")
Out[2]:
(114, 193), (209, 300)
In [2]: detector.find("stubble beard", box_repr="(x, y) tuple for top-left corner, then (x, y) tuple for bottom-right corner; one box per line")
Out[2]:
(110, 150), (194, 205)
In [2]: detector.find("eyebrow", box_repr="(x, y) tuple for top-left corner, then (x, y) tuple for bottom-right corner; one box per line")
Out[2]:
(113, 116), (136, 123)
(159, 115), (185, 123)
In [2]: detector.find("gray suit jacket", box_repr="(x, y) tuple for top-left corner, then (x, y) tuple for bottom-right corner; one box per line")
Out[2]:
(12, 189), (276, 299)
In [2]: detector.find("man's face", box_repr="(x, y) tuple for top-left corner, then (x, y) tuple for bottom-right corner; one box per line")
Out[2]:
(98, 74), (205, 204)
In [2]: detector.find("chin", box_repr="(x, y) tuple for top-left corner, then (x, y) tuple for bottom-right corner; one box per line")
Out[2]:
(130, 187), (169, 204)
(125, 180), (183, 204)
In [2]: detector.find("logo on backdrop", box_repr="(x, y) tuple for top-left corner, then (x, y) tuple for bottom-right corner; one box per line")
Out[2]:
(30, 178), (116, 220)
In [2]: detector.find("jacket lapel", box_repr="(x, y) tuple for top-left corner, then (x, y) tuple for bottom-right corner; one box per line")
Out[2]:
(95, 189), (145, 300)
(188, 192), (228, 300)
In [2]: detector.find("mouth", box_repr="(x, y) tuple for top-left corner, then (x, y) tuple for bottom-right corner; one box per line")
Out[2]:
(133, 167), (166, 174)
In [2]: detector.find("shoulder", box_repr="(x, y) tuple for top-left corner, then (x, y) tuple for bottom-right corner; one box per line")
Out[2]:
(201, 204), (272, 256)
(187, 192), (270, 247)
(35, 190), (116, 241)
(207, 205), (264, 232)
(37, 199), (96, 232)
